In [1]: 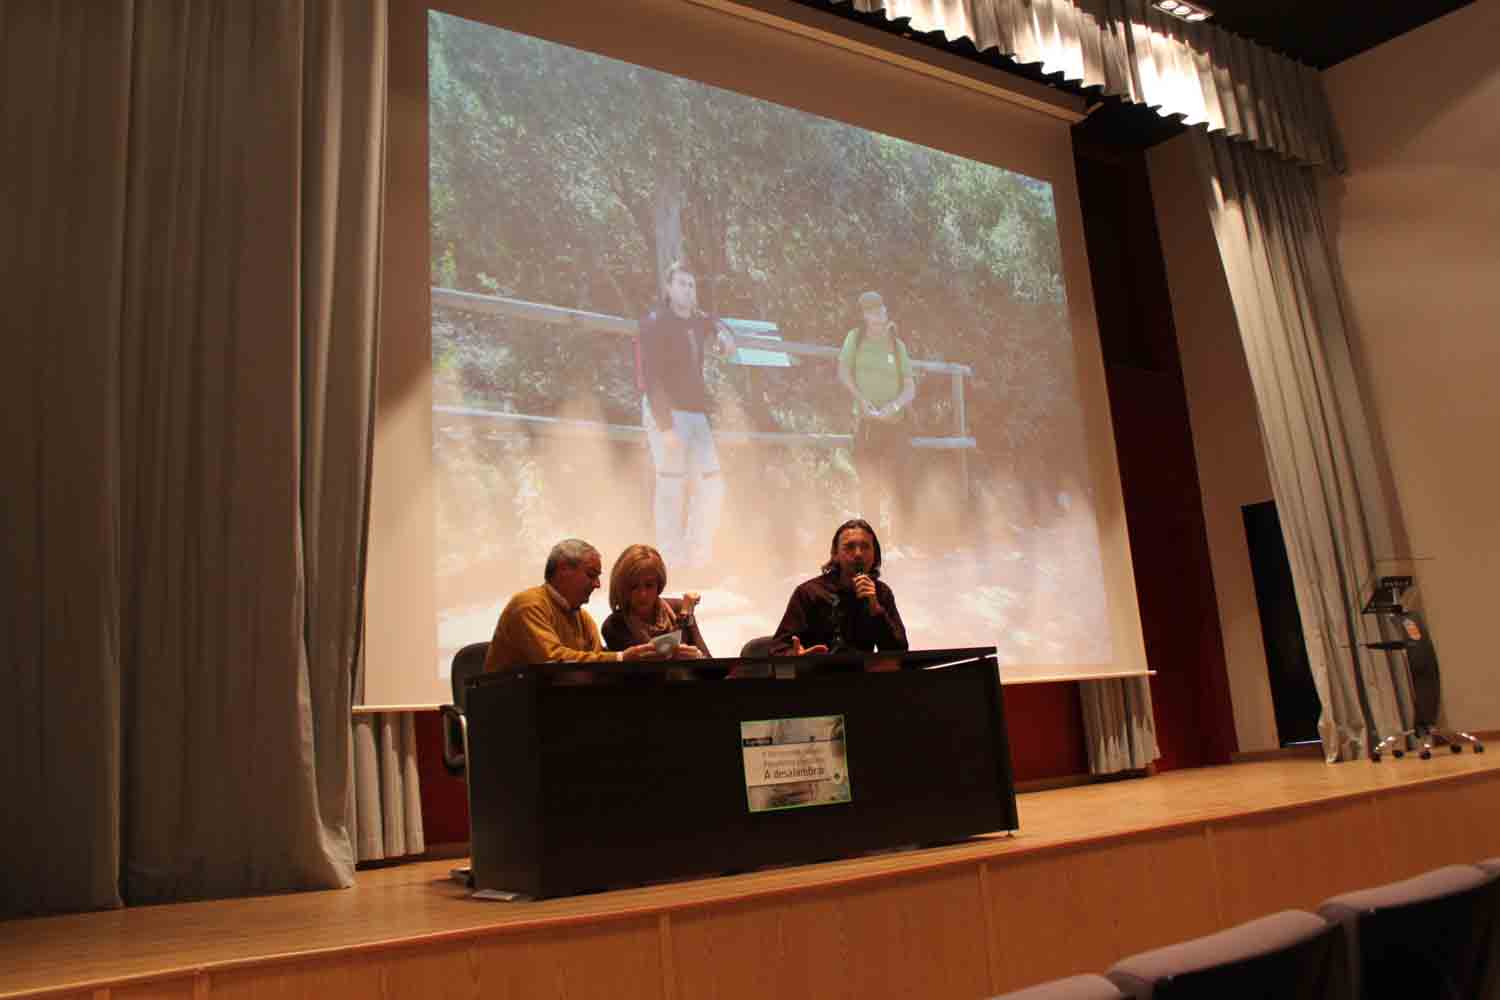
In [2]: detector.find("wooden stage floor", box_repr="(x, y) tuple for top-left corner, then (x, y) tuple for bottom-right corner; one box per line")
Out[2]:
(5, 754), (1499, 999)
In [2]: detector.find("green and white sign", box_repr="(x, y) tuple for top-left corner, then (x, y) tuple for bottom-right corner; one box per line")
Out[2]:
(741, 715), (851, 813)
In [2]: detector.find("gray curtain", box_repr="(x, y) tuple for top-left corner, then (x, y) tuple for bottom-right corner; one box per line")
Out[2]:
(352, 712), (426, 862)
(1190, 130), (1405, 763)
(849, 0), (1342, 168)
(2, 0), (387, 916)
(1081, 678), (1159, 774)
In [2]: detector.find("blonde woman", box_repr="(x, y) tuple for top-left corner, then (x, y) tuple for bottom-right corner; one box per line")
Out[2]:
(601, 544), (710, 659)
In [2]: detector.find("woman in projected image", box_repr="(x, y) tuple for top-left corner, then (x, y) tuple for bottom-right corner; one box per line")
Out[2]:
(838, 291), (917, 549)
(602, 544), (711, 674)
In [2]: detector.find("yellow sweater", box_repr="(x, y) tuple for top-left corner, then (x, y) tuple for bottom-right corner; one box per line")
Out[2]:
(483, 584), (620, 673)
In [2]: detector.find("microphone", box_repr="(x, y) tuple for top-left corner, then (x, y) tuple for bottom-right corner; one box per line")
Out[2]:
(850, 559), (878, 613)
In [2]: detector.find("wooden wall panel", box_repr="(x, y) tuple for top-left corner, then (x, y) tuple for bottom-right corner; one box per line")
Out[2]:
(670, 868), (990, 1000)
(207, 956), (382, 1000)
(204, 921), (666, 1000)
(466, 919), (665, 1000)
(1207, 797), (1386, 924)
(982, 827), (1220, 993)
(378, 942), (482, 1000)
(110, 979), (196, 1000)
(1368, 774), (1500, 881)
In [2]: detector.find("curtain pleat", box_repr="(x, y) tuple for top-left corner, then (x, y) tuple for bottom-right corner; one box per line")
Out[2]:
(1, 0), (134, 917)
(1081, 677), (1159, 774)
(1, 0), (386, 917)
(352, 713), (426, 863)
(1191, 131), (1405, 762)
(847, 0), (1342, 168)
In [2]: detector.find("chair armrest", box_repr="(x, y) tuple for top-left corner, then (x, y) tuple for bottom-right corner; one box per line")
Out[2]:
(439, 704), (468, 774)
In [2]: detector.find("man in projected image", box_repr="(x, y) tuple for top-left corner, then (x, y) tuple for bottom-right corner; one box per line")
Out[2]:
(838, 291), (916, 546)
(639, 260), (737, 576)
(771, 518), (908, 659)
(483, 539), (662, 680)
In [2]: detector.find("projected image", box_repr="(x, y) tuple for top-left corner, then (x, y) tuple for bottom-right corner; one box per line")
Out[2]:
(429, 13), (1112, 673)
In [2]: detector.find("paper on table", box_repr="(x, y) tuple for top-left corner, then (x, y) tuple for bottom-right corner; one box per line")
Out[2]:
(651, 630), (682, 655)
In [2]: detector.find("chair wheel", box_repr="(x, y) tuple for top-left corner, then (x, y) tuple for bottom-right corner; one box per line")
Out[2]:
(1420, 750), (1432, 760)
(1393, 750), (1404, 759)
(1371, 752), (1382, 762)
(1451, 744), (1463, 754)
(1475, 744), (1485, 753)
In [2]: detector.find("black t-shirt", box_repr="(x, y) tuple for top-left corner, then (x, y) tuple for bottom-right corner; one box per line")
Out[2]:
(639, 307), (716, 418)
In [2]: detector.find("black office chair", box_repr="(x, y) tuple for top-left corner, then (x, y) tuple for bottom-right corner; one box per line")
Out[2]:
(730, 635), (779, 679)
(1318, 864), (1500, 1000)
(440, 641), (490, 774)
(740, 635), (777, 659)
(1106, 910), (1350, 1000)
(439, 642), (488, 887)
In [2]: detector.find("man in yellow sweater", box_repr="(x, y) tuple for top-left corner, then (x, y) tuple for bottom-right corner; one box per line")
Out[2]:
(484, 539), (659, 676)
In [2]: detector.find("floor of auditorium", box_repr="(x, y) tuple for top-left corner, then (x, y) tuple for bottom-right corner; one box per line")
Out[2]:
(4, 752), (1498, 999)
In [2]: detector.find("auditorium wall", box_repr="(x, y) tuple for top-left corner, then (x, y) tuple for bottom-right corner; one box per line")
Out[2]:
(1146, 0), (1500, 745)
(1146, 134), (1279, 752)
(1321, 0), (1500, 732)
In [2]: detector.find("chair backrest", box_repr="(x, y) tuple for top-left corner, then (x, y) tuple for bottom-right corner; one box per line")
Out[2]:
(740, 635), (777, 659)
(1107, 910), (1349, 1000)
(450, 642), (489, 711)
(1319, 864), (1500, 1000)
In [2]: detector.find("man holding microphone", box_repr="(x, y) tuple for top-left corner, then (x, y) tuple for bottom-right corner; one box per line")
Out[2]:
(771, 518), (908, 659)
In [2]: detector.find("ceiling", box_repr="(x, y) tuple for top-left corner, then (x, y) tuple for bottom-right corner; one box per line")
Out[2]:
(796, 1), (1475, 148)
(1196, 0), (1472, 70)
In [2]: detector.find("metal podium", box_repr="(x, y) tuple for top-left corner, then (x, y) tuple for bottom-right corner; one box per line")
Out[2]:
(1362, 574), (1485, 761)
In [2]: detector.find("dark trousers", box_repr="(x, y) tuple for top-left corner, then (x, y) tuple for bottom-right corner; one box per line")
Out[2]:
(853, 416), (911, 530)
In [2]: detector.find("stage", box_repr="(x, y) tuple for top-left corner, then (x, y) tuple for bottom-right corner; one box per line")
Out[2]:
(4, 754), (1499, 999)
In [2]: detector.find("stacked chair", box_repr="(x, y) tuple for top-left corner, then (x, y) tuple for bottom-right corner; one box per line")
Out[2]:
(990, 862), (1500, 1000)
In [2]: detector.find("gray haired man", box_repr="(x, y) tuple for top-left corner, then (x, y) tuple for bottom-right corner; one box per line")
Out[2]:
(484, 539), (659, 676)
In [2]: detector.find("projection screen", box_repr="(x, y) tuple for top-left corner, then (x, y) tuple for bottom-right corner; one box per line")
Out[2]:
(363, 0), (1148, 707)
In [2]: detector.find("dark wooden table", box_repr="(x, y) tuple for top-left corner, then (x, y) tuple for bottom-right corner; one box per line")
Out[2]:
(465, 647), (1017, 898)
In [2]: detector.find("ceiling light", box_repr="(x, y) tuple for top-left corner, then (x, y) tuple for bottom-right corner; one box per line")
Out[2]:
(1152, 0), (1213, 22)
